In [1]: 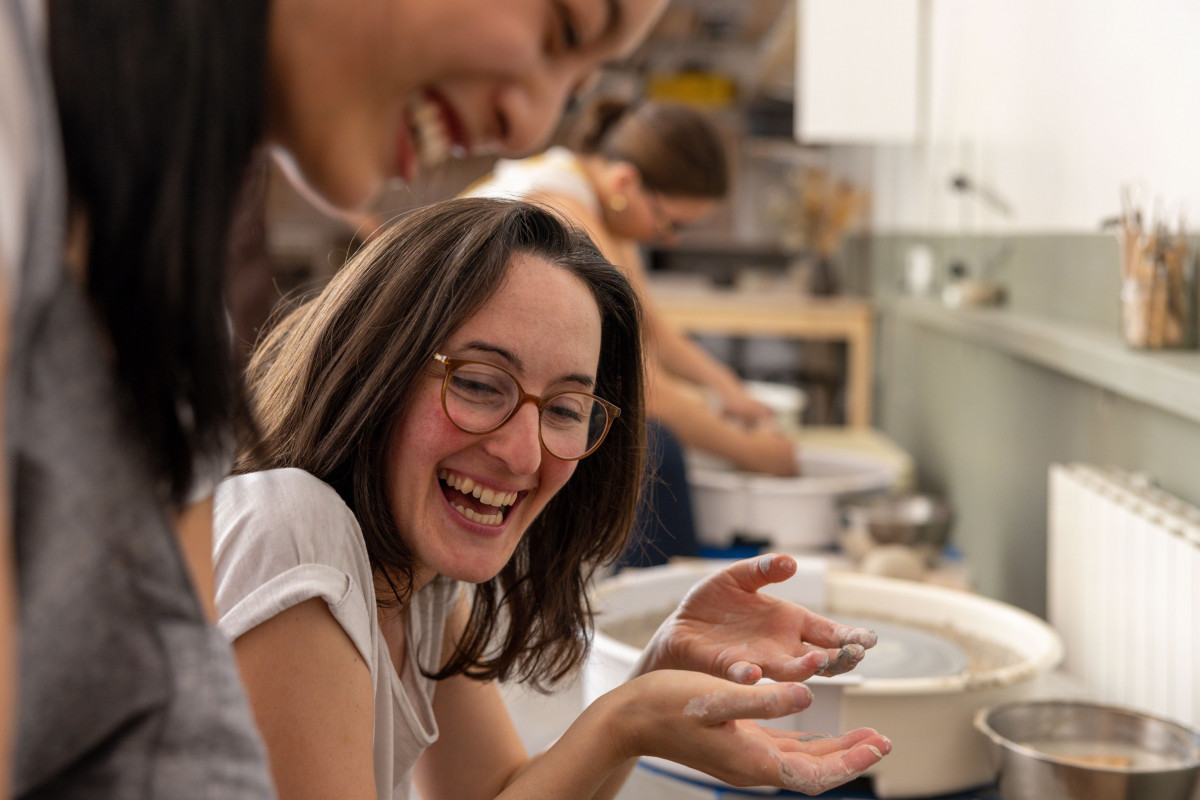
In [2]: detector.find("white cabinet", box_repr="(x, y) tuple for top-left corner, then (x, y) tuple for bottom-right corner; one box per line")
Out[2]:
(795, 0), (922, 143)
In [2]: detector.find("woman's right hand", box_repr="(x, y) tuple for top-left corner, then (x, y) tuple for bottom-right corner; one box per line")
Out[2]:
(598, 670), (890, 795)
(712, 380), (775, 427)
(737, 424), (801, 476)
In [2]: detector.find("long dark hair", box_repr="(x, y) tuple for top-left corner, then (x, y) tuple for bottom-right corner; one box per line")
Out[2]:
(567, 97), (730, 198)
(49, 0), (269, 504)
(241, 198), (647, 689)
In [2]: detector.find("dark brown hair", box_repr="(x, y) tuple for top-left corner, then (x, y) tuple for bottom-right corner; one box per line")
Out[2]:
(567, 97), (730, 199)
(240, 198), (646, 689)
(50, 0), (268, 505)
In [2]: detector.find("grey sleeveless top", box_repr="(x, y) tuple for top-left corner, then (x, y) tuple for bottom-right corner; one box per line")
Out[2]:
(4, 2), (276, 796)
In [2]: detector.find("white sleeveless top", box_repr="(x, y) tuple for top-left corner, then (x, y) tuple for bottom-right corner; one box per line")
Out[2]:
(464, 146), (602, 217)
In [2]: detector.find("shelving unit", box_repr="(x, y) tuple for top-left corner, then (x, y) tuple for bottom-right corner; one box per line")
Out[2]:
(654, 280), (875, 427)
(890, 297), (1200, 424)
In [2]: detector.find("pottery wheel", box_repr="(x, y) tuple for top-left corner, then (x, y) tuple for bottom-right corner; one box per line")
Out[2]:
(832, 614), (968, 679)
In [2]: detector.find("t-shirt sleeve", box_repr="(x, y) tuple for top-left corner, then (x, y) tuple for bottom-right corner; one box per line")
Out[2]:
(213, 468), (377, 668)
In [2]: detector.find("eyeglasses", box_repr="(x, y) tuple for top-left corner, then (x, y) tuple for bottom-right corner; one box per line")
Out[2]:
(645, 192), (682, 241)
(432, 354), (620, 461)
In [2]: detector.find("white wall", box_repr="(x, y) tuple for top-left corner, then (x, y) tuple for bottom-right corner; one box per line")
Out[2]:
(822, 0), (1200, 234)
(797, 0), (921, 142)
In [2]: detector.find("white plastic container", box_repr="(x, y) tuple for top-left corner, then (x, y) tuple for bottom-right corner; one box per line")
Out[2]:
(688, 445), (897, 551)
(585, 562), (1064, 799)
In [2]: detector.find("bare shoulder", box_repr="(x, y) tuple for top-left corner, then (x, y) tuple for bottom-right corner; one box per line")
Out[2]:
(526, 191), (617, 249)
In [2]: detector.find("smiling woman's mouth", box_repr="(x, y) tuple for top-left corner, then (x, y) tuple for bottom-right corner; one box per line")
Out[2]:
(409, 93), (466, 170)
(438, 469), (517, 526)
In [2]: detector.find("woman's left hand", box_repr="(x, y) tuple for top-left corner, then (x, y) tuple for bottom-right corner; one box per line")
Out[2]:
(639, 554), (877, 684)
(607, 671), (891, 795)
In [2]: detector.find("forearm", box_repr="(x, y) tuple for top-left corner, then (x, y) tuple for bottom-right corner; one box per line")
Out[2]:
(502, 744), (637, 800)
(612, 240), (743, 399)
(496, 690), (637, 800)
(649, 308), (741, 394)
(648, 377), (798, 476)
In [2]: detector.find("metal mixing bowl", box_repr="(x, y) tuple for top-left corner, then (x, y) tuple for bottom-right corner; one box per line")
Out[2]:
(841, 491), (953, 548)
(974, 699), (1200, 800)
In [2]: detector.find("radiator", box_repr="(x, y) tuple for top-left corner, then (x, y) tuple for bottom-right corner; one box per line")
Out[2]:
(1048, 463), (1200, 729)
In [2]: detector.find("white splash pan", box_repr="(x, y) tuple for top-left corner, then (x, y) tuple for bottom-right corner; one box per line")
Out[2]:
(687, 445), (897, 551)
(585, 560), (1063, 799)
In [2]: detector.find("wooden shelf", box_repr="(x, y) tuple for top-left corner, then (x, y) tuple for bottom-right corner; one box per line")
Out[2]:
(889, 297), (1200, 424)
(652, 281), (875, 427)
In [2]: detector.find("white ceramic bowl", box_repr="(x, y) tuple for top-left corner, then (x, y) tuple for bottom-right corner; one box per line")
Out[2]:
(687, 445), (897, 551)
(586, 562), (1064, 799)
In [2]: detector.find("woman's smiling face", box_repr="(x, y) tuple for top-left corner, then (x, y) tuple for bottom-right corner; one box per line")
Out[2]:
(384, 251), (603, 587)
(267, 0), (669, 210)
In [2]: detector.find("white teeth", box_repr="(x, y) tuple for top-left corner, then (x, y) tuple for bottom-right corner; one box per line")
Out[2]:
(410, 95), (452, 168)
(438, 469), (516, 509)
(452, 504), (503, 526)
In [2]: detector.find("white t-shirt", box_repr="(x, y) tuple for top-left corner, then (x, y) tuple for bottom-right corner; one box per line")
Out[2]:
(464, 146), (602, 217)
(214, 468), (461, 800)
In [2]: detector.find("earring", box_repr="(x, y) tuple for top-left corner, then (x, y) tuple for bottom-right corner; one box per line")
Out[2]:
(608, 194), (628, 213)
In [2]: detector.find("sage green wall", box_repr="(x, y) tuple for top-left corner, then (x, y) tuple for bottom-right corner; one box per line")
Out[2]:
(850, 233), (1200, 618)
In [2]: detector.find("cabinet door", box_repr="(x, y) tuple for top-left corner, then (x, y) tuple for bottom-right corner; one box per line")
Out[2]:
(796, 0), (922, 142)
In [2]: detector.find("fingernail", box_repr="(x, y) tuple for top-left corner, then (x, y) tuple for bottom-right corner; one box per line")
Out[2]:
(844, 644), (865, 661)
(867, 746), (883, 759)
(791, 684), (814, 705)
(757, 555), (774, 574)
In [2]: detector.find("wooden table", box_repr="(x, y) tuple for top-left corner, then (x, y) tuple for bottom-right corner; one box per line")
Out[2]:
(652, 283), (876, 428)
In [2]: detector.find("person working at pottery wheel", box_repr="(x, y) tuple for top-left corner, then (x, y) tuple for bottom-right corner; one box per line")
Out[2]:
(213, 198), (891, 799)
(465, 97), (800, 566)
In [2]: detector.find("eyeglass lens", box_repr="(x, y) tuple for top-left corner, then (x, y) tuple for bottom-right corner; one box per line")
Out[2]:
(444, 362), (610, 459)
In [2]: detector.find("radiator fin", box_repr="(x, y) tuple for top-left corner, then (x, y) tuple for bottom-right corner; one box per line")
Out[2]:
(1048, 463), (1198, 729)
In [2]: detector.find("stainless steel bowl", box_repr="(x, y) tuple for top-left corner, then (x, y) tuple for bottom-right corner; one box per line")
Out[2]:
(974, 700), (1200, 800)
(841, 492), (952, 548)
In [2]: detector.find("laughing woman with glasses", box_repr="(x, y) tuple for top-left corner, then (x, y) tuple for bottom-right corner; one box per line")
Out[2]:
(213, 198), (889, 800)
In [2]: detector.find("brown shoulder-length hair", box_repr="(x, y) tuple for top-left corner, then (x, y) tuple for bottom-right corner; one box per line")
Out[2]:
(566, 96), (730, 199)
(240, 198), (646, 689)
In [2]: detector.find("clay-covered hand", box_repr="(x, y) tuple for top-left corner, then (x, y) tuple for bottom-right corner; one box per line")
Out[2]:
(737, 425), (800, 476)
(610, 670), (891, 795)
(640, 554), (877, 683)
(714, 381), (775, 427)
